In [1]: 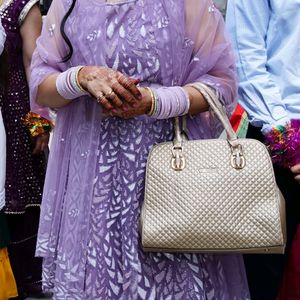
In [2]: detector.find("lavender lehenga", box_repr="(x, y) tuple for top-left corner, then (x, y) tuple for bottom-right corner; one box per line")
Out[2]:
(30, 0), (250, 298)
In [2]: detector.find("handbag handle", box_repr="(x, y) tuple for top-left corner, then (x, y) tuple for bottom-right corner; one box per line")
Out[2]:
(178, 82), (238, 143)
(171, 83), (245, 171)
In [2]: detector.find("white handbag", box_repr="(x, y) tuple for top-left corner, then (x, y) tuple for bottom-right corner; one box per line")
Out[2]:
(141, 83), (286, 254)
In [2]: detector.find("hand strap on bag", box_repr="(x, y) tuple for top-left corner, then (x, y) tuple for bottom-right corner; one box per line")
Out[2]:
(171, 83), (245, 171)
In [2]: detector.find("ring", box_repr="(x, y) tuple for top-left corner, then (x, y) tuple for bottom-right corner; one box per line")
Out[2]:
(104, 89), (114, 98)
(96, 92), (104, 104)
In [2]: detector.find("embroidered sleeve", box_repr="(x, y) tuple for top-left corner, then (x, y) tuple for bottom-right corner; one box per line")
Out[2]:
(18, 0), (39, 25)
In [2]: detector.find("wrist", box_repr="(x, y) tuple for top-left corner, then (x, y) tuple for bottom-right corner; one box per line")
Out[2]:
(56, 66), (89, 100)
(142, 87), (154, 115)
(77, 66), (89, 91)
(261, 116), (290, 135)
(152, 86), (190, 119)
(145, 95), (152, 115)
(75, 66), (87, 92)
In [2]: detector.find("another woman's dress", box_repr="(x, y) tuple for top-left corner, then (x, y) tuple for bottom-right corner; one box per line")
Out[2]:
(0, 0), (46, 214)
(0, 0), (46, 294)
(30, 0), (250, 298)
(0, 20), (18, 300)
(0, 101), (18, 300)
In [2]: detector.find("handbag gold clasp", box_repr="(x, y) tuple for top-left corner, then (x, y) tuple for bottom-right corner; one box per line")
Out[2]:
(171, 146), (186, 171)
(230, 144), (246, 170)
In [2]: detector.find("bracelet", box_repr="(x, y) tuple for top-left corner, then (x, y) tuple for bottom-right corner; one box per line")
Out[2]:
(75, 66), (86, 93)
(146, 87), (156, 116)
(152, 88), (159, 116)
(265, 119), (300, 168)
(56, 66), (89, 100)
(151, 86), (190, 119)
(23, 112), (54, 137)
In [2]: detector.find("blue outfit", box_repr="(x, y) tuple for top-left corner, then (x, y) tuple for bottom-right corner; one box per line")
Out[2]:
(226, 0), (300, 133)
(226, 2), (300, 300)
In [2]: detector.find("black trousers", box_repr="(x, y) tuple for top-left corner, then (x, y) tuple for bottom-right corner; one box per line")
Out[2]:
(244, 125), (300, 300)
(6, 207), (43, 298)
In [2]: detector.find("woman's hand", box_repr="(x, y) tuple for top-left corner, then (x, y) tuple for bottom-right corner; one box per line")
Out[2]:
(32, 133), (49, 155)
(78, 66), (142, 111)
(291, 164), (300, 183)
(104, 87), (152, 119)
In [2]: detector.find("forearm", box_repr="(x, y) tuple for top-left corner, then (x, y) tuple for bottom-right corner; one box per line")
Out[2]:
(37, 73), (71, 108)
(184, 86), (209, 115)
(144, 84), (210, 120)
(146, 82), (209, 114)
(23, 55), (31, 84)
(148, 84), (209, 115)
(21, 4), (42, 84)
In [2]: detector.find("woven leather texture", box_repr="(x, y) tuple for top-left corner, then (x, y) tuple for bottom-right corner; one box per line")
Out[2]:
(141, 138), (286, 253)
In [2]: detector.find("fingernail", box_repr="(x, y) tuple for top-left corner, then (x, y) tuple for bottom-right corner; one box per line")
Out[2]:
(112, 109), (118, 113)
(133, 103), (139, 108)
(138, 94), (143, 100)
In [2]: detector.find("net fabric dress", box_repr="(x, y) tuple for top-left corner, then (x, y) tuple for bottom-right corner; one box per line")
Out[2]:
(0, 0), (46, 214)
(30, 0), (249, 298)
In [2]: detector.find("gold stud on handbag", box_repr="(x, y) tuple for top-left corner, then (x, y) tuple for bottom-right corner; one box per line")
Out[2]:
(141, 82), (286, 254)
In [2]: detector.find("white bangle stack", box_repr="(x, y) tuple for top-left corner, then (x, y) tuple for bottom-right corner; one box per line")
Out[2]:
(56, 66), (89, 100)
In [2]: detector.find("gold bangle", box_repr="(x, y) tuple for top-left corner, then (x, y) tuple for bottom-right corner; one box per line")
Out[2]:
(75, 66), (86, 93)
(146, 87), (155, 116)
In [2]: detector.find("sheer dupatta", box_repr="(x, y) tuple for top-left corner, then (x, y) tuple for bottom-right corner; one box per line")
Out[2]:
(30, 0), (237, 291)
(181, 0), (236, 139)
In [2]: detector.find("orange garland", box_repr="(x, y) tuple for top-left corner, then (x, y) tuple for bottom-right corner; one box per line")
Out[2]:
(23, 112), (54, 137)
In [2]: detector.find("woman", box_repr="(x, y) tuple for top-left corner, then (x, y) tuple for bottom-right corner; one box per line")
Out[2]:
(0, 0), (49, 297)
(226, 1), (300, 299)
(31, 0), (249, 298)
(0, 19), (18, 300)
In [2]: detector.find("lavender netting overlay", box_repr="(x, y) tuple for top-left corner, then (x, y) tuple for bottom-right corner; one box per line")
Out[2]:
(30, 0), (249, 298)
